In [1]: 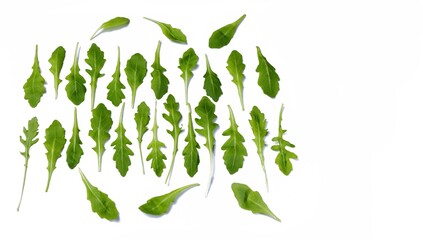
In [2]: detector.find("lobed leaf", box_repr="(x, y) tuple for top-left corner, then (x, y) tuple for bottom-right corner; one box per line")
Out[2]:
(107, 47), (125, 107)
(65, 43), (87, 105)
(146, 101), (167, 177)
(90, 16), (130, 40)
(24, 45), (46, 108)
(144, 17), (187, 44)
(150, 41), (169, 100)
(85, 43), (106, 109)
(66, 107), (84, 169)
(256, 46), (280, 98)
(203, 55), (222, 102)
(209, 14), (246, 49)
(182, 104), (200, 177)
(178, 48), (199, 105)
(124, 53), (147, 108)
(226, 50), (246, 110)
(48, 46), (66, 100)
(134, 101), (150, 174)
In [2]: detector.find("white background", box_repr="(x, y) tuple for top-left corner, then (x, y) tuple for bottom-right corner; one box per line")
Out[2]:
(0, 0), (422, 239)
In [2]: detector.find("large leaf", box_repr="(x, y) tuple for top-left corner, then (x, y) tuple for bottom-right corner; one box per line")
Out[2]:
(48, 46), (66, 99)
(139, 183), (199, 216)
(65, 43), (87, 105)
(226, 50), (246, 110)
(66, 107), (83, 169)
(144, 17), (187, 44)
(107, 47), (125, 107)
(256, 46), (280, 98)
(124, 53), (147, 108)
(208, 14), (246, 49)
(134, 101), (150, 174)
(23, 45), (46, 108)
(90, 16), (130, 40)
(85, 43), (106, 109)
(150, 41), (169, 100)
(146, 101), (167, 177)
(203, 55), (222, 102)
(178, 48), (199, 105)
(182, 104), (200, 177)
(44, 120), (66, 192)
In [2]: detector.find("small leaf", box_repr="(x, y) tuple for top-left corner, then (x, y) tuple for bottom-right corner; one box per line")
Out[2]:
(17, 117), (39, 211)
(150, 41), (169, 100)
(48, 46), (66, 100)
(111, 103), (134, 177)
(79, 169), (119, 221)
(124, 53), (147, 108)
(24, 45), (46, 108)
(271, 104), (298, 175)
(221, 105), (247, 174)
(107, 47), (125, 107)
(231, 183), (280, 222)
(66, 107), (83, 169)
(226, 50), (246, 110)
(203, 55), (222, 102)
(144, 17), (187, 44)
(178, 48), (199, 105)
(209, 14), (246, 49)
(44, 120), (66, 192)
(139, 183), (199, 216)
(65, 43), (87, 105)
(182, 104), (200, 177)
(256, 46), (280, 98)
(89, 103), (113, 172)
(85, 43), (106, 109)
(146, 101), (167, 177)
(163, 94), (183, 185)
(90, 17), (130, 40)
(134, 101), (150, 175)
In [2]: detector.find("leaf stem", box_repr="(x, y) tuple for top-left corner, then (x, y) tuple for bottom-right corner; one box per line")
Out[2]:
(138, 142), (145, 175)
(45, 172), (53, 192)
(205, 148), (214, 197)
(17, 156), (29, 211)
(91, 83), (96, 110)
(259, 151), (269, 192)
(165, 135), (179, 185)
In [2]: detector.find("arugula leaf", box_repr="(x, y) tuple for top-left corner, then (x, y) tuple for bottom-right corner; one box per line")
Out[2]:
(134, 101), (150, 175)
(195, 96), (218, 196)
(107, 47), (125, 107)
(44, 120), (66, 192)
(23, 45), (46, 108)
(89, 103), (113, 172)
(209, 14), (246, 49)
(124, 53), (147, 108)
(85, 43), (106, 109)
(231, 183), (280, 222)
(150, 41), (169, 100)
(139, 183), (199, 216)
(146, 101), (167, 177)
(90, 16), (130, 40)
(203, 55), (222, 102)
(79, 169), (119, 221)
(17, 117), (39, 212)
(144, 17), (187, 44)
(65, 43), (87, 105)
(272, 104), (298, 175)
(111, 103), (134, 177)
(182, 104), (200, 177)
(178, 48), (199, 105)
(249, 106), (269, 191)
(163, 94), (183, 185)
(221, 105), (247, 174)
(48, 46), (66, 100)
(226, 50), (246, 110)
(66, 107), (83, 169)
(256, 46), (280, 98)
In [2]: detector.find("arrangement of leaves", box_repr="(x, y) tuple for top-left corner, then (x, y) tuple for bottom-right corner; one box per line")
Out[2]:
(17, 117), (39, 211)
(66, 108), (84, 169)
(209, 14), (246, 49)
(90, 16), (130, 40)
(48, 46), (66, 99)
(23, 45), (46, 108)
(178, 48), (199, 105)
(146, 101), (167, 177)
(125, 53), (147, 108)
(134, 101), (150, 174)
(203, 55), (222, 102)
(107, 47), (125, 106)
(256, 46), (280, 98)
(226, 50), (246, 110)
(150, 41), (169, 100)
(144, 17), (187, 44)
(85, 43), (106, 109)
(65, 43), (87, 105)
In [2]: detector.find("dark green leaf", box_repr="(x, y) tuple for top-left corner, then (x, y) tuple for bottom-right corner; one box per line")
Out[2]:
(256, 46), (280, 98)
(178, 48), (199, 105)
(24, 45), (46, 108)
(48, 46), (66, 99)
(107, 47), (125, 107)
(209, 14), (246, 49)
(124, 53), (147, 108)
(90, 17), (130, 40)
(66, 108), (83, 169)
(226, 50), (246, 110)
(65, 43), (87, 105)
(150, 41), (169, 100)
(144, 17), (187, 44)
(146, 101), (167, 177)
(182, 104), (200, 177)
(134, 101), (150, 175)
(203, 55), (222, 102)
(85, 43), (106, 109)
(44, 120), (66, 192)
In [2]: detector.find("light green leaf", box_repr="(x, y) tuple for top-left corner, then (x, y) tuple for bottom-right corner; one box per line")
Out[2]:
(231, 183), (280, 222)
(150, 41), (169, 100)
(17, 117), (39, 212)
(146, 101), (167, 177)
(182, 104), (200, 177)
(107, 47), (125, 107)
(144, 17), (187, 44)
(66, 107), (83, 169)
(178, 48), (199, 105)
(90, 17), (130, 40)
(139, 183), (199, 216)
(124, 53), (147, 108)
(203, 55), (222, 102)
(79, 169), (119, 221)
(24, 45), (46, 108)
(134, 101), (150, 175)
(256, 46), (280, 98)
(85, 43), (106, 109)
(44, 120), (66, 192)
(221, 105), (247, 174)
(226, 50), (246, 110)
(65, 43), (87, 105)
(209, 14), (246, 49)
(48, 46), (66, 100)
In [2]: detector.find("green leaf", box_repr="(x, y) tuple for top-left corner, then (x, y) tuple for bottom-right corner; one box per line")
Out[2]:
(144, 17), (187, 44)
(256, 46), (280, 98)
(221, 105), (247, 174)
(195, 96), (218, 196)
(90, 16), (130, 40)
(271, 104), (298, 176)
(124, 53), (147, 108)
(85, 43), (106, 109)
(150, 41), (169, 100)
(208, 14), (246, 49)
(89, 103), (113, 172)
(23, 45), (46, 108)
(163, 94), (183, 185)
(249, 106), (269, 191)
(139, 183), (199, 216)
(226, 50), (246, 110)
(111, 103), (134, 177)
(66, 107), (83, 169)
(48, 46), (66, 100)
(203, 55), (222, 102)
(182, 104), (200, 177)
(44, 120), (66, 192)
(17, 117), (39, 212)
(178, 48), (199, 105)
(134, 101), (150, 175)
(231, 183), (280, 222)
(146, 101), (167, 177)
(79, 169), (119, 221)
(65, 43), (87, 105)
(107, 47), (125, 107)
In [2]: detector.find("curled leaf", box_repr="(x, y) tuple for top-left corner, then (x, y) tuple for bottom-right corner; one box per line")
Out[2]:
(90, 17), (130, 40)
(144, 17), (187, 44)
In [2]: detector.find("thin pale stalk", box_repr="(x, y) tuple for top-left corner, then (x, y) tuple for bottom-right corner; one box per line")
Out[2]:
(259, 151), (269, 192)
(165, 136), (179, 185)
(131, 90), (136, 109)
(205, 149), (214, 197)
(138, 142), (145, 175)
(237, 85), (245, 111)
(91, 84), (96, 110)
(17, 156), (29, 211)
(45, 172), (53, 192)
